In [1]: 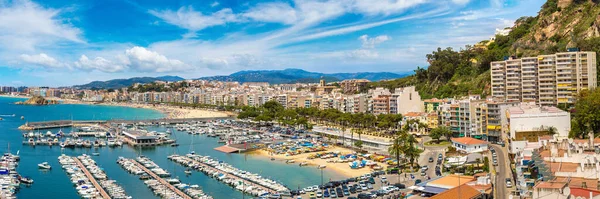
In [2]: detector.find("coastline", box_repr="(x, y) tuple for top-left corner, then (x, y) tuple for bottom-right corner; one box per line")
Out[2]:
(0, 94), (233, 119)
(248, 146), (378, 178)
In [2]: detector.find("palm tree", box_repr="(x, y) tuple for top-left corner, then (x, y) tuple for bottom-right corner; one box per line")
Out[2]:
(388, 137), (403, 170)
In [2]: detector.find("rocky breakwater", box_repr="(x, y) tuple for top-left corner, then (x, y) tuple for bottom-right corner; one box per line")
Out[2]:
(15, 96), (59, 105)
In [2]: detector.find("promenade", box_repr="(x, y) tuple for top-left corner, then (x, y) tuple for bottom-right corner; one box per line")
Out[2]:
(72, 157), (111, 199)
(131, 159), (192, 199)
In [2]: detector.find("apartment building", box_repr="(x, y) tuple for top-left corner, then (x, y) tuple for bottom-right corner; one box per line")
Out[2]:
(490, 51), (596, 106)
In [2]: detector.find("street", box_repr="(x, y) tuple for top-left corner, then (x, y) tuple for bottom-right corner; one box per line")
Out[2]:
(490, 144), (509, 199)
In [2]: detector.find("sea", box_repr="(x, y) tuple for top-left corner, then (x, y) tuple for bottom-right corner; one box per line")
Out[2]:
(0, 96), (343, 199)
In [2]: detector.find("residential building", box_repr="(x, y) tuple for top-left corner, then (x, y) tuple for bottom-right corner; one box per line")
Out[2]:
(506, 103), (571, 140)
(339, 79), (370, 93)
(451, 137), (489, 153)
(490, 51), (597, 105)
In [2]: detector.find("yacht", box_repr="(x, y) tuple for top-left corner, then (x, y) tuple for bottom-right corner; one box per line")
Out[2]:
(19, 176), (33, 184)
(38, 162), (51, 169)
(28, 138), (35, 146)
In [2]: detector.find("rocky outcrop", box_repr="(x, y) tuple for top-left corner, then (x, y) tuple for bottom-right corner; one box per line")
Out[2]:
(15, 96), (59, 105)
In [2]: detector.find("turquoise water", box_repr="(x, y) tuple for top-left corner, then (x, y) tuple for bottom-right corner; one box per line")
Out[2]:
(0, 96), (343, 199)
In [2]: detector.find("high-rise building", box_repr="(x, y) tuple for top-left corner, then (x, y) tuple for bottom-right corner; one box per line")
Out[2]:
(490, 51), (596, 105)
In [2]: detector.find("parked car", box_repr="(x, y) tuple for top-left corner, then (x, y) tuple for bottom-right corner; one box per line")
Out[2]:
(506, 178), (513, 188)
(421, 165), (428, 171)
(381, 176), (388, 184)
(428, 157), (434, 162)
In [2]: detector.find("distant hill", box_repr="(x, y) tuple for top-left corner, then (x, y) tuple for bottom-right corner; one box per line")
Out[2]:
(196, 68), (407, 84)
(75, 76), (185, 89)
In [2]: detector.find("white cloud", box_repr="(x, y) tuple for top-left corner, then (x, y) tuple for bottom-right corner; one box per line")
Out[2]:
(124, 46), (191, 72)
(347, 49), (379, 59)
(0, 0), (83, 51)
(243, 2), (298, 25)
(359, 35), (390, 49)
(211, 1), (220, 7)
(350, 0), (427, 15)
(19, 53), (63, 68)
(451, 0), (471, 5)
(74, 55), (126, 73)
(149, 6), (238, 32)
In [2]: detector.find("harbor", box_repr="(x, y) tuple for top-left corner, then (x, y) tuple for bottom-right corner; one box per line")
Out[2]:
(0, 96), (343, 199)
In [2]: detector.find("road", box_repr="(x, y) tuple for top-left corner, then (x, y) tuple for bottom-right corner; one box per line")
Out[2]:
(490, 144), (509, 199)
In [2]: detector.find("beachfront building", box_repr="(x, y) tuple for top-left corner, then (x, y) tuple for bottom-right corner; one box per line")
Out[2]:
(490, 51), (597, 106)
(121, 130), (158, 146)
(506, 103), (570, 141)
(311, 126), (391, 154)
(410, 174), (491, 198)
(451, 137), (489, 153)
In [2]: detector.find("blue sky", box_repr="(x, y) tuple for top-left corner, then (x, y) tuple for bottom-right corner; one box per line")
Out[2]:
(0, 0), (545, 86)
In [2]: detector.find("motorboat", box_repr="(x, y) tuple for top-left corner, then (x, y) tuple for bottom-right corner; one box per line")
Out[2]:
(92, 153), (100, 156)
(318, 165), (327, 169)
(184, 169), (192, 175)
(19, 176), (34, 184)
(28, 138), (35, 146)
(299, 162), (308, 166)
(38, 162), (51, 169)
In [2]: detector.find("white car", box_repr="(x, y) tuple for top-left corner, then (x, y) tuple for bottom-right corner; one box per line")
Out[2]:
(311, 185), (320, 191)
(506, 178), (513, 188)
(316, 190), (323, 197)
(360, 183), (368, 191)
(303, 187), (314, 193)
(421, 165), (428, 171)
(381, 176), (388, 183)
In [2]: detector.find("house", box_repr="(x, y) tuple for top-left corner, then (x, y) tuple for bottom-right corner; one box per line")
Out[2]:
(430, 184), (485, 199)
(451, 137), (489, 153)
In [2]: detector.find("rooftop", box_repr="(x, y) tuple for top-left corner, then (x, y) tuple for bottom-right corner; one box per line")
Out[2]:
(507, 104), (568, 117)
(429, 184), (482, 199)
(534, 181), (567, 189)
(451, 137), (488, 145)
(427, 175), (475, 189)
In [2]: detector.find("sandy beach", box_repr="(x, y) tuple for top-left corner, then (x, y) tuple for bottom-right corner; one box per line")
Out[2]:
(251, 146), (382, 178)
(87, 102), (234, 119)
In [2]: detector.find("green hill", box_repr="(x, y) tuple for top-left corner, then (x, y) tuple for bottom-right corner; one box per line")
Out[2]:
(371, 0), (600, 99)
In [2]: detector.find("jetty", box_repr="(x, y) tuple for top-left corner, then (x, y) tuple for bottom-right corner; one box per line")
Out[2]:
(130, 158), (192, 199)
(73, 157), (111, 199)
(169, 154), (288, 196)
(18, 117), (233, 130)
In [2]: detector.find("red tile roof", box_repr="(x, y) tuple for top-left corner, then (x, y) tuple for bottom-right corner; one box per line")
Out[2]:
(534, 181), (567, 189)
(570, 187), (600, 198)
(451, 137), (488, 145)
(430, 184), (482, 199)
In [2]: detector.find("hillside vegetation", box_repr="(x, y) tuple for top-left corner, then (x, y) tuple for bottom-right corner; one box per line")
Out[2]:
(371, 0), (600, 99)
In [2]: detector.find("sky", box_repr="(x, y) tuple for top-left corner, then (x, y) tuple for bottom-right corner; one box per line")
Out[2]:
(0, 0), (546, 87)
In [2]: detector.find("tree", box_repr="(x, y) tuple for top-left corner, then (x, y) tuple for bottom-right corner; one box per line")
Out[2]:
(571, 89), (600, 138)
(430, 126), (452, 143)
(354, 140), (363, 151)
(388, 137), (403, 170)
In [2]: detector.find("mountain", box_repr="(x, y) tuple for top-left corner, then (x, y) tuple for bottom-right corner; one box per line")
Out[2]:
(369, 0), (600, 99)
(75, 76), (185, 89)
(196, 68), (408, 84)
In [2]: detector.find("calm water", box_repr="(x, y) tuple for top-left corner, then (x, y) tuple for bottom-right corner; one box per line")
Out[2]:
(0, 96), (342, 199)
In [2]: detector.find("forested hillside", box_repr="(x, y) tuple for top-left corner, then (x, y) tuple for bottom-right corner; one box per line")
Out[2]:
(371, 0), (600, 99)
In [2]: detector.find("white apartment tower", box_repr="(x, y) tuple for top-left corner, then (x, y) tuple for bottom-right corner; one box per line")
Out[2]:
(490, 51), (596, 105)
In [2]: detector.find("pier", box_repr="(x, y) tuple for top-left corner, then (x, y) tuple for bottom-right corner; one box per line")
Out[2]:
(170, 155), (282, 195)
(18, 117), (233, 130)
(131, 159), (192, 199)
(73, 157), (111, 199)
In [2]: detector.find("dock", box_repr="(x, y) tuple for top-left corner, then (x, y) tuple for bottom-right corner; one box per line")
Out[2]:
(73, 157), (111, 199)
(131, 159), (192, 199)
(18, 117), (234, 130)
(171, 155), (280, 195)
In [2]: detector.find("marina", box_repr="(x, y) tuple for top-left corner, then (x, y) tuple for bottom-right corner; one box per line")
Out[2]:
(0, 96), (343, 199)
(168, 153), (290, 197)
(77, 154), (131, 199)
(58, 154), (110, 199)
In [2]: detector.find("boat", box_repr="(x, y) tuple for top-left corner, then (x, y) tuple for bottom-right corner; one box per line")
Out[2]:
(285, 159), (295, 164)
(184, 169), (192, 175)
(19, 176), (34, 184)
(38, 162), (51, 169)
(299, 162), (308, 166)
(318, 165), (327, 169)
(83, 140), (92, 148)
(28, 138), (35, 146)
(21, 116), (24, 120)
(46, 131), (53, 137)
(170, 143), (179, 147)
(92, 153), (100, 156)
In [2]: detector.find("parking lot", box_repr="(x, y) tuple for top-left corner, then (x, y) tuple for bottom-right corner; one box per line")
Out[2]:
(293, 171), (411, 199)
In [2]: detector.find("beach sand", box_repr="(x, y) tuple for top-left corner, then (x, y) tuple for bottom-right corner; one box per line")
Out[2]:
(251, 146), (381, 178)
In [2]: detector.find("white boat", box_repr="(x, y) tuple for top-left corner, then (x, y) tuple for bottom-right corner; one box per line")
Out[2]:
(28, 138), (35, 146)
(92, 153), (100, 156)
(184, 170), (192, 175)
(19, 177), (34, 184)
(299, 162), (308, 166)
(318, 165), (327, 169)
(46, 131), (53, 137)
(38, 162), (51, 169)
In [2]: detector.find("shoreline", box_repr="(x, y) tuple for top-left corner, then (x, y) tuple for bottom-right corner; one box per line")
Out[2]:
(1, 94), (233, 119)
(247, 146), (379, 178)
